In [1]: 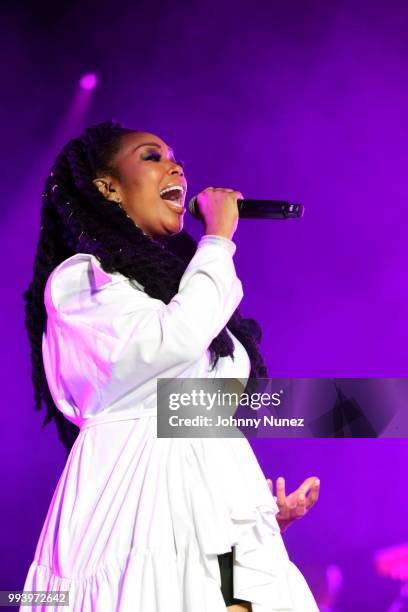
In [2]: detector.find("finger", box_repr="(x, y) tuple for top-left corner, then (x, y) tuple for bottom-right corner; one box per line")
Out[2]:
(276, 476), (286, 508)
(297, 477), (317, 501)
(305, 479), (320, 509)
(296, 489), (307, 516)
(300, 477), (319, 498)
(266, 478), (273, 494)
(300, 476), (318, 493)
(223, 188), (244, 200)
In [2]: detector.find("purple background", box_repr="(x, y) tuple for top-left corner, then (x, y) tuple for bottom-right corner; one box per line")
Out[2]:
(1, 0), (407, 609)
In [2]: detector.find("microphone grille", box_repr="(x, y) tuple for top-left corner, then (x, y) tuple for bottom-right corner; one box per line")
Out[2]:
(188, 196), (199, 218)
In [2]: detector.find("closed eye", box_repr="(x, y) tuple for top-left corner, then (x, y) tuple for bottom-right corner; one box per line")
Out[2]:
(143, 152), (161, 162)
(143, 151), (185, 168)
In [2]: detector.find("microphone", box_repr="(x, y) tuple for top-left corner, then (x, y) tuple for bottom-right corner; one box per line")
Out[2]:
(188, 196), (304, 220)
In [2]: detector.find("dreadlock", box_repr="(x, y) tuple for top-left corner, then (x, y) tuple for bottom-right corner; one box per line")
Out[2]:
(23, 120), (268, 455)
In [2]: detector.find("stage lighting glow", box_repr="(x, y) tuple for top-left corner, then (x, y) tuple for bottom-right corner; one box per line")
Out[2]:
(79, 73), (98, 90)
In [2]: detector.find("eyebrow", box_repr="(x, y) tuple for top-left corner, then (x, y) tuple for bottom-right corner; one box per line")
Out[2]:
(134, 142), (175, 157)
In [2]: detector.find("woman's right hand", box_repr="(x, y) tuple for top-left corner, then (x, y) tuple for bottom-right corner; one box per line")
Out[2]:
(195, 187), (243, 241)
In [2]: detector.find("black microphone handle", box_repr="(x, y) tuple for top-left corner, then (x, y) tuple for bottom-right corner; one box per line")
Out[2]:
(188, 197), (304, 219)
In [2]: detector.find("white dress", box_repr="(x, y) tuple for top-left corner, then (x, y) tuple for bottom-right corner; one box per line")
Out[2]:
(21, 235), (318, 611)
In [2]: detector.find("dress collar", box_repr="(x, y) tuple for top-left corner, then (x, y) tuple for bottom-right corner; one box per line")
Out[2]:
(90, 255), (118, 290)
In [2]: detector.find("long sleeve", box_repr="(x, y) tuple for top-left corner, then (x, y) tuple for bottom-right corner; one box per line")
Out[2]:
(42, 237), (243, 420)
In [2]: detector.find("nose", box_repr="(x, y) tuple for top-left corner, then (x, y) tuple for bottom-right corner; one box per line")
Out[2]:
(168, 160), (184, 176)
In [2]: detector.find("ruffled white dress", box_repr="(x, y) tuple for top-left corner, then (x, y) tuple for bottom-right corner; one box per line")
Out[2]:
(22, 235), (318, 611)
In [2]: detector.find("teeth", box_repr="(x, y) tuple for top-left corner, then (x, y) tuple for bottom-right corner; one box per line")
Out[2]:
(160, 185), (184, 197)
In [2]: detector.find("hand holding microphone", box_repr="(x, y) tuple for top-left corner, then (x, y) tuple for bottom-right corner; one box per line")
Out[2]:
(194, 187), (244, 241)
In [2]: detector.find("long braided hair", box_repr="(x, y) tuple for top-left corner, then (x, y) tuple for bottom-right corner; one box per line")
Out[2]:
(23, 120), (268, 455)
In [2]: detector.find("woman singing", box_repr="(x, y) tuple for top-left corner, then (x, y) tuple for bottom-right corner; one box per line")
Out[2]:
(22, 121), (320, 611)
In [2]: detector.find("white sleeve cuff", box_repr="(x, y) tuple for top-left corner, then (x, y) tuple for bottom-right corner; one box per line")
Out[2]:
(197, 234), (237, 257)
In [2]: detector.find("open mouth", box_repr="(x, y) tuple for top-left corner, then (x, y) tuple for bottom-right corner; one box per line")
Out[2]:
(159, 186), (184, 210)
